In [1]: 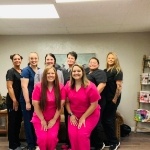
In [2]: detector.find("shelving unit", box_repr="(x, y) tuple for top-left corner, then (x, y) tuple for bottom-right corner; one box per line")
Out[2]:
(134, 55), (150, 132)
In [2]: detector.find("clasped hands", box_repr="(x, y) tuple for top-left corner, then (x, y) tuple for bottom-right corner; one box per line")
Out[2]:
(70, 115), (86, 129)
(41, 118), (56, 131)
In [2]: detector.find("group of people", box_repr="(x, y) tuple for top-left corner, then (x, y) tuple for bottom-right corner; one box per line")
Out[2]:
(6, 51), (123, 150)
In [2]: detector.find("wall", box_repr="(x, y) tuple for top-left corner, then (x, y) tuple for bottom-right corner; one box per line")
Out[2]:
(0, 33), (150, 130)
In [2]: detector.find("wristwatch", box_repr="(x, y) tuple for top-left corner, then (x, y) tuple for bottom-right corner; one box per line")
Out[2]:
(68, 112), (74, 116)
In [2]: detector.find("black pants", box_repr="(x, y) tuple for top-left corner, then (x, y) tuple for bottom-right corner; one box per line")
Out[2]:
(90, 98), (106, 148)
(7, 104), (22, 149)
(102, 101), (120, 145)
(64, 107), (71, 147)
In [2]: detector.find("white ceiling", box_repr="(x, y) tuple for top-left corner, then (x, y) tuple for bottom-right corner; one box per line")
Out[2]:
(0, 0), (150, 35)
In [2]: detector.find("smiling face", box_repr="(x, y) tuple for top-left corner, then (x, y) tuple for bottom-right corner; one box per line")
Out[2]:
(67, 54), (76, 67)
(46, 68), (56, 83)
(72, 65), (83, 81)
(45, 55), (55, 66)
(29, 52), (39, 67)
(12, 54), (22, 67)
(107, 53), (115, 67)
(89, 58), (99, 70)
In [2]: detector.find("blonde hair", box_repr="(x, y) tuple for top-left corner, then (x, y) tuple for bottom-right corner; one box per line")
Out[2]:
(29, 52), (39, 58)
(106, 52), (122, 73)
(70, 64), (89, 89)
(28, 52), (39, 66)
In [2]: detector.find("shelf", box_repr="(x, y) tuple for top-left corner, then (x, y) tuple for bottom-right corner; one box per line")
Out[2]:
(144, 59), (150, 61)
(139, 101), (150, 104)
(134, 120), (150, 123)
(134, 126), (150, 132)
(135, 55), (150, 133)
(0, 129), (7, 133)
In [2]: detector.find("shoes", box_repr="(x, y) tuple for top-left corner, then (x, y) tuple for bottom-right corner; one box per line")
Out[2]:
(8, 147), (22, 150)
(109, 142), (120, 150)
(104, 141), (110, 148)
(100, 143), (105, 150)
(15, 147), (22, 150)
(94, 143), (105, 150)
(20, 144), (27, 149)
(27, 148), (36, 150)
(35, 146), (40, 150)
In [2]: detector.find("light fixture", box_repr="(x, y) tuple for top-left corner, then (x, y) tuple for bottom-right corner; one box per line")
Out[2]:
(0, 4), (59, 18)
(56, 0), (101, 3)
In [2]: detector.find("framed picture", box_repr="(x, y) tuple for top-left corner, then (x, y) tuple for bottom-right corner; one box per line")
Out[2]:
(55, 53), (96, 69)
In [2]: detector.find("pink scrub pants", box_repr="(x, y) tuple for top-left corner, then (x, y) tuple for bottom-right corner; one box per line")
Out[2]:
(33, 121), (59, 150)
(68, 111), (100, 150)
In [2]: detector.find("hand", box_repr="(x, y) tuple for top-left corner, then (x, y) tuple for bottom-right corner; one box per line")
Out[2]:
(13, 101), (19, 111)
(112, 99), (117, 104)
(48, 118), (56, 128)
(26, 102), (31, 111)
(78, 116), (86, 129)
(70, 115), (78, 126)
(41, 119), (48, 131)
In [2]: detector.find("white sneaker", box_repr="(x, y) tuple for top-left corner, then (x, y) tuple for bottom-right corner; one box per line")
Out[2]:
(100, 143), (105, 150)
(35, 146), (40, 150)
(15, 147), (22, 150)
(109, 142), (120, 150)
(8, 147), (22, 150)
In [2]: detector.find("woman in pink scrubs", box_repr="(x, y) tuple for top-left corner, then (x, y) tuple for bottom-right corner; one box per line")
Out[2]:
(31, 66), (65, 150)
(64, 64), (101, 150)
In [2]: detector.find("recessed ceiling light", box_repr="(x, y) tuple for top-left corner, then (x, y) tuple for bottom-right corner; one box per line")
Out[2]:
(56, 0), (128, 2)
(56, 0), (101, 3)
(0, 4), (59, 18)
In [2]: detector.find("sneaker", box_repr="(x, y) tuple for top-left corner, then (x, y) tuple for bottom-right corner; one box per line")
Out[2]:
(35, 146), (40, 150)
(27, 148), (36, 150)
(100, 143), (105, 150)
(15, 147), (22, 150)
(109, 142), (120, 150)
(104, 141), (110, 148)
(8, 147), (22, 150)
(94, 143), (105, 150)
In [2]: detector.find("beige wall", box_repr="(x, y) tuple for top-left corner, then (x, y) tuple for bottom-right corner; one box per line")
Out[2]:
(0, 33), (150, 130)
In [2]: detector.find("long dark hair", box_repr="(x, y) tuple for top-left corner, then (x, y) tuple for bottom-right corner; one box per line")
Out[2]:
(40, 66), (61, 111)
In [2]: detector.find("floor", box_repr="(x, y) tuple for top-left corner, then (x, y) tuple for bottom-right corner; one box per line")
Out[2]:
(0, 132), (150, 150)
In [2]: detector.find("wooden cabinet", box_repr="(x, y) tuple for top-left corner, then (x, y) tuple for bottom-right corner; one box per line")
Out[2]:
(0, 109), (8, 136)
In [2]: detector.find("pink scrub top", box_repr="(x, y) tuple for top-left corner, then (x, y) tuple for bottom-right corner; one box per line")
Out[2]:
(31, 82), (65, 123)
(64, 81), (101, 118)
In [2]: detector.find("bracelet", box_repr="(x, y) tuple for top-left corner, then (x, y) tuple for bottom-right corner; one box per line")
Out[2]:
(68, 112), (74, 116)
